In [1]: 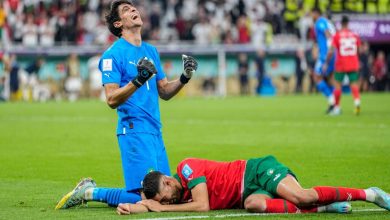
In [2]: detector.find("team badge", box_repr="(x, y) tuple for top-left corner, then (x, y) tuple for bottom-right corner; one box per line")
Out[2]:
(182, 164), (193, 180)
(266, 168), (274, 176)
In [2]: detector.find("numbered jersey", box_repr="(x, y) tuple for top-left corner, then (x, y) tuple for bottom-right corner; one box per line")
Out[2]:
(332, 29), (361, 72)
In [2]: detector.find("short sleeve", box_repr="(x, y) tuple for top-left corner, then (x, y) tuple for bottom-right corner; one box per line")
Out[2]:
(177, 159), (207, 190)
(317, 19), (328, 33)
(99, 53), (121, 85)
(152, 47), (166, 81)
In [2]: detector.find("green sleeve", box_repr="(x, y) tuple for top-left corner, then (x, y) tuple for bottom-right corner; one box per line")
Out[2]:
(187, 176), (206, 189)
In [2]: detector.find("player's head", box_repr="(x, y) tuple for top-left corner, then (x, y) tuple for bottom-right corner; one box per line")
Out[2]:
(341, 15), (349, 28)
(142, 171), (182, 205)
(311, 7), (322, 21)
(105, 0), (142, 37)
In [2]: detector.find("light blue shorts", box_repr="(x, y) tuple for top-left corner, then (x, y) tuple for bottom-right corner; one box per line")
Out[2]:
(314, 56), (335, 76)
(118, 133), (170, 191)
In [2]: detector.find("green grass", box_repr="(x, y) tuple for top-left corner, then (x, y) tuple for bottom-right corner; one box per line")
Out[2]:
(0, 93), (390, 219)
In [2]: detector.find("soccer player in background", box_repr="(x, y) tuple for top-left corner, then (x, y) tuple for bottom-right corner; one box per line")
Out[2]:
(324, 16), (361, 115)
(117, 156), (390, 215)
(56, 0), (198, 209)
(311, 7), (336, 114)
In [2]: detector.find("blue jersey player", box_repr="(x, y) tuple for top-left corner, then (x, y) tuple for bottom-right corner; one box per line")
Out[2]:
(311, 7), (336, 114)
(56, 0), (198, 210)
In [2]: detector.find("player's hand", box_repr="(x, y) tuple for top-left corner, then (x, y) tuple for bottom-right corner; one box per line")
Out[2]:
(117, 203), (131, 215)
(132, 57), (157, 88)
(182, 54), (198, 78)
(139, 199), (164, 212)
(180, 54), (198, 84)
(322, 63), (328, 74)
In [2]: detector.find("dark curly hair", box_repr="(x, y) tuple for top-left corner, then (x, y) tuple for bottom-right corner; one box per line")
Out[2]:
(105, 0), (134, 37)
(142, 171), (164, 199)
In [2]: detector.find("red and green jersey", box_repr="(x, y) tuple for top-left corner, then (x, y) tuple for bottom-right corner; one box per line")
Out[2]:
(175, 158), (246, 210)
(332, 29), (361, 72)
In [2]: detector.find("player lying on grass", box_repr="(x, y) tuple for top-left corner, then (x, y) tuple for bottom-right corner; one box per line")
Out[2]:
(117, 155), (390, 215)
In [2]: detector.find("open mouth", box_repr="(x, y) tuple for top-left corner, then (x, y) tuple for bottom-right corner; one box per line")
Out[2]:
(132, 15), (139, 20)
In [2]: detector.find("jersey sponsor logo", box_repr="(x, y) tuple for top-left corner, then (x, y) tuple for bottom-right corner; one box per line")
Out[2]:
(104, 73), (110, 78)
(347, 193), (352, 201)
(273, 173), (281, 181)
(182, 164), (193, 180)
(102, 59), (112, 71)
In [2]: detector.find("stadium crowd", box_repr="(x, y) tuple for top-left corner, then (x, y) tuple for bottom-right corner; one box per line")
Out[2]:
(1, 0), (390, 102)
(2, 0), (390, 46)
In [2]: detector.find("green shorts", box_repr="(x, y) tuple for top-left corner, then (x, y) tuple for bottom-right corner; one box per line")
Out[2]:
(334, 71), (359, 83)
(243, 155), (296, 200)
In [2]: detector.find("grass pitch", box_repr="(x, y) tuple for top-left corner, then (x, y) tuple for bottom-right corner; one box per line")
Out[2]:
(0, 93), (389, 219)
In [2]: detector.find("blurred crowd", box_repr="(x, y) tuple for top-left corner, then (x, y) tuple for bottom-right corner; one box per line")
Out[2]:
(2, 0), (389, 47)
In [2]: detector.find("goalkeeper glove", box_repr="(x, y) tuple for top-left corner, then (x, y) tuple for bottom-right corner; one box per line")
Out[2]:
(180, 54), (198, 84)
(132, 57), (157, 88)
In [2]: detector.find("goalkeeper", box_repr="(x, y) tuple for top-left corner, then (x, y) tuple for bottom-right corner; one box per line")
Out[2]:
(56, 0), (197, 209)
(118, 156), (390, 215)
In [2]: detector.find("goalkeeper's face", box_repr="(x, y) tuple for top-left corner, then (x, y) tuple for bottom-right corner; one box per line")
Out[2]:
(117, 3), (143, 28)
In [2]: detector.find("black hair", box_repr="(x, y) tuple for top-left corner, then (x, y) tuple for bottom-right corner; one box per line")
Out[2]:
(341, 15), (349, 26)
(311, 7), (322, 14)
(142, 171), (164, 199)
(105, 0), (134, 37)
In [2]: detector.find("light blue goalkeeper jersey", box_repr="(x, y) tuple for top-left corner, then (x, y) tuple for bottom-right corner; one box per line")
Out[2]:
(315, 17), (335, 61)
(99, 38), (166, 135)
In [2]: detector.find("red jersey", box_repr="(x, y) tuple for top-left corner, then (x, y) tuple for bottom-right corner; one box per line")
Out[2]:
(175, 158), (246, 210)
(332, 29), (361, 72)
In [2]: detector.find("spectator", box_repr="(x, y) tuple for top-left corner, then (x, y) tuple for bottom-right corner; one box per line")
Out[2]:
(65, 53), (82, 101)
(87, 53), (103, 100)
(8, 54), (21, 101)
(307, 43), (318, 94)
(22, 14), (38, 47)
(251, 18), (268, 49)
(0, 75), (5, 102)
(192, 16), (211, 45)
(21, 57), (45, 101)
(387, 52), (390, 91)
(372, 51), (387, 91)
(295, 47), (307, 93)
(255, 49), (266, 95)
(359, 41), (370, 92)
(238, 52), (250, 95)
(38, 15), (55, 46)
(236, 15), (250, 44)
(0, 2), (5, 42)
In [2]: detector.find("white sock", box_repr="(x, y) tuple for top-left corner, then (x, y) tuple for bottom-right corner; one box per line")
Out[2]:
(84, 188), (94, 201)
(328, 95), (335, 105)
(317, 206), (326, 212)
(364, 188), (376, 202)
(354, 99), (361, 106)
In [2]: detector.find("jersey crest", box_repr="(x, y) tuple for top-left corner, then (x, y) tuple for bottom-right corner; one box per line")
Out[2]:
(182, 164), (193, 180)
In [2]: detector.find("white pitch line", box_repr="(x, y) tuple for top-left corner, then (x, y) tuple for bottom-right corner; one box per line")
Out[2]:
(137, 208), (386, 220)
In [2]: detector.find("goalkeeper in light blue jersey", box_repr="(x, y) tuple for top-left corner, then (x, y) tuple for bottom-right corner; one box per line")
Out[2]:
(56, 0), (198, 210)
(311, 7), (336, 114)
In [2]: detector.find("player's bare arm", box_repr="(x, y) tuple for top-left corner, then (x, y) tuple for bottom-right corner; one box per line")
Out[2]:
(157, 55), (198, 100)
(140, 183), (210, 212)
(104, 83), (137, 109)
(104, 57), (156, 108)
(157, 78), (184, 100)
